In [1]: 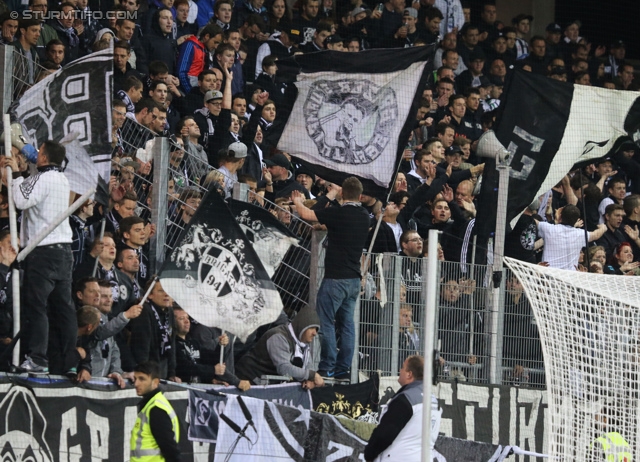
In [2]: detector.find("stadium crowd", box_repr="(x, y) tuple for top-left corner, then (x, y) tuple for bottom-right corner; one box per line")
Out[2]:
(1, 0), (640, 389)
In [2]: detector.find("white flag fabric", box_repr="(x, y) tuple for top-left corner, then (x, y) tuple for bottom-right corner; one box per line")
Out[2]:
(275, 47), (433, 194)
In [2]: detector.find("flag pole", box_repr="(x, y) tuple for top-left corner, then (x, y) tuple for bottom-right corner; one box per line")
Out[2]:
(139, 276), (158, 306)
(92, 218), (107, 277)
(361, 154), (406, 277)
(4, 114), (20, 367)
(17, 188), (96, 262)
(219, 331), (225, 365)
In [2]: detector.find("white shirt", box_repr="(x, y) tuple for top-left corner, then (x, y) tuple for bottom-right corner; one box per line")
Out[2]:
(13, 167), (72, 247)
(538, 221), (591, 270)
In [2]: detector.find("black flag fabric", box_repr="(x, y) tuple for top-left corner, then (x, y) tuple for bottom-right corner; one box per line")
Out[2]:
(160, 188), (283, 342)
(276, 47), (434, 196)
(14, 49), (113, 181)
(476, 69), (640, 242)
(228, 199), (299, 277)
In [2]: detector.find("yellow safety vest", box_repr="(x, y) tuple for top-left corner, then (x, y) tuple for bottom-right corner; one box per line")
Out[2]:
(591, 432), (632, 462)
(130, 391), (180, 462)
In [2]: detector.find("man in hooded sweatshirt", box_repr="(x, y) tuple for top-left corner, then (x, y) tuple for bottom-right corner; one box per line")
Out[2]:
(235, 305), (325, 389)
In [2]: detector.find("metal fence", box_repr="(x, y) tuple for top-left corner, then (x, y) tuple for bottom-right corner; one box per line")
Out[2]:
(116, 116), (314, 313)
(356, 254), (545, 388)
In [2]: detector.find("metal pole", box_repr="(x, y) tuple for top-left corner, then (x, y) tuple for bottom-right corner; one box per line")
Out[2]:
(422, 229), (440, 462)
(4, 114), (20, 366)
(150, 137), (169, 274)
(308, 229), (326, 310)
(17, 188), (96, 262)
(489, 162), (510, 384)
(92, 218), (106, 277)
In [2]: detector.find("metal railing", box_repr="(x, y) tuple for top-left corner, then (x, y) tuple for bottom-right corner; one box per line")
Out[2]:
(116, 116), (314, 311)
(355, 254), (545, 388)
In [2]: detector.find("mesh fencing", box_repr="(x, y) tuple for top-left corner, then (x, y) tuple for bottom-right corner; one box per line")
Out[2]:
(356, 254), (544, 388)
(114, 117), (313, 312)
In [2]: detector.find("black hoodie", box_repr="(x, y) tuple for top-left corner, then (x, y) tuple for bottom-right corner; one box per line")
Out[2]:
(142, 8), (178, 75)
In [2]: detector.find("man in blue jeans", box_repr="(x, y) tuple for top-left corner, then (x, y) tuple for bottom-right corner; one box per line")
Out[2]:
(5, 140), (77, 375)
(292, 177), (370, 378)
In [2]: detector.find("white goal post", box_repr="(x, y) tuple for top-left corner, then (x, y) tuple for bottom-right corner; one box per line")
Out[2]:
(504, 257), (640, 461)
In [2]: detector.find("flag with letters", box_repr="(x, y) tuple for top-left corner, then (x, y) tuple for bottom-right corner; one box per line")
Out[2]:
(276, 47), (434, 196)
(475, 70), (640, 241)
(159, 187), (283, 342)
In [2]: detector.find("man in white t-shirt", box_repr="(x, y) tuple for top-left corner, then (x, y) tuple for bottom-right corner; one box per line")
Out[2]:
(537, 204), (606, 270)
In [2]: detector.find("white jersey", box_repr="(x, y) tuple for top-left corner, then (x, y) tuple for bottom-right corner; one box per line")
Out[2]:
(13, 166), (72, 247)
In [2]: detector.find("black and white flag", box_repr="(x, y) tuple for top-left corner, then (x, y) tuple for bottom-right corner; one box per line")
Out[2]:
(476, 69), (640, 240)
(160, 188), (283, 342)
(14, 49), (113, 181)
(276, 47), (433, 195)
(228, 199), (299, 277)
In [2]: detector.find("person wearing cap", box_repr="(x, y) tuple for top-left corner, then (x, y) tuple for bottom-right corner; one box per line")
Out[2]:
(325, 34), (345, 51)
(548, 65), (567, 82)
(193, 88), (223, 150)
(295, 166), (316, 199)
(485, 32), (514, 69)
(263, 153), (310, 201)
(544, 23), (562, 60)
(217, 142), (248, 197)
(254, 55), (287, 107)
(605, 40), (626, 79)
(512, 13), (532, 59)
(455, 46), (485, 94)
(385, 7), (418, 48)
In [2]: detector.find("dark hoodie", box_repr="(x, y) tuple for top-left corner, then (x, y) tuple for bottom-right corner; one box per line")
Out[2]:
(142, 7), (178, 75)
(235, 306), (320, 383)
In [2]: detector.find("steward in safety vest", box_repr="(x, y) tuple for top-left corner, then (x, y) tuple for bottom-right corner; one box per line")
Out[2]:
(131, 361), (181, 462)
(591, 432), (632, 462)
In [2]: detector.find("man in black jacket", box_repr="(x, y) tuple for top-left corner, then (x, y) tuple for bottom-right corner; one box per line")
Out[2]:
(142, 8), (178, 75)
(129, 281), (181, 382)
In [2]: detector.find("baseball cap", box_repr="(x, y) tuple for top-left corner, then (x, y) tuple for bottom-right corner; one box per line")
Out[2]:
(118, 156), (140, 170)
(548, 66), (567, 76)
(611, 40), (626, 49)
(350, 6), (370, 17)
(403, 7), (418, 18)
(325, 34), (344, 45)
(296, 164), (315, 178)
(227, 142), (247, 159)
(204, 90), (223, 102)
(279, 24), (302, 43)
(469, 47), (486, 62)
(445, 145), (462, 156)
(265, 153), (291, 169)
(546, 23), (562, 33)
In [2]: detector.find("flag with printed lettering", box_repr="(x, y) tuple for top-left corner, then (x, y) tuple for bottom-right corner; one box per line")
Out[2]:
(475, 70), (640, 242)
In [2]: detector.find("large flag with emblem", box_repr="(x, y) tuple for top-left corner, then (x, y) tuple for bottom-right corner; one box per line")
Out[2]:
(13, 48), (113, 181)
(160, 187), (283, 342)
(228, 199), (299, 277)
(475, 69), (640, 242)
(276, 47), (433, 195)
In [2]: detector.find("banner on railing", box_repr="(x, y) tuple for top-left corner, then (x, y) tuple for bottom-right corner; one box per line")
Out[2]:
(0, 377), (548, 461)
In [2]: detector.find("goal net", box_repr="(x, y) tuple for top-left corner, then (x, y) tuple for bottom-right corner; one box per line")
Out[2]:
(504, 257), (640, 461)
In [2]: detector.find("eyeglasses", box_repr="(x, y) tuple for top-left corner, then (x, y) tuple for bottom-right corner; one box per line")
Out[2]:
(406, 238), (422, 243)
(207, 101), (222, 106)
